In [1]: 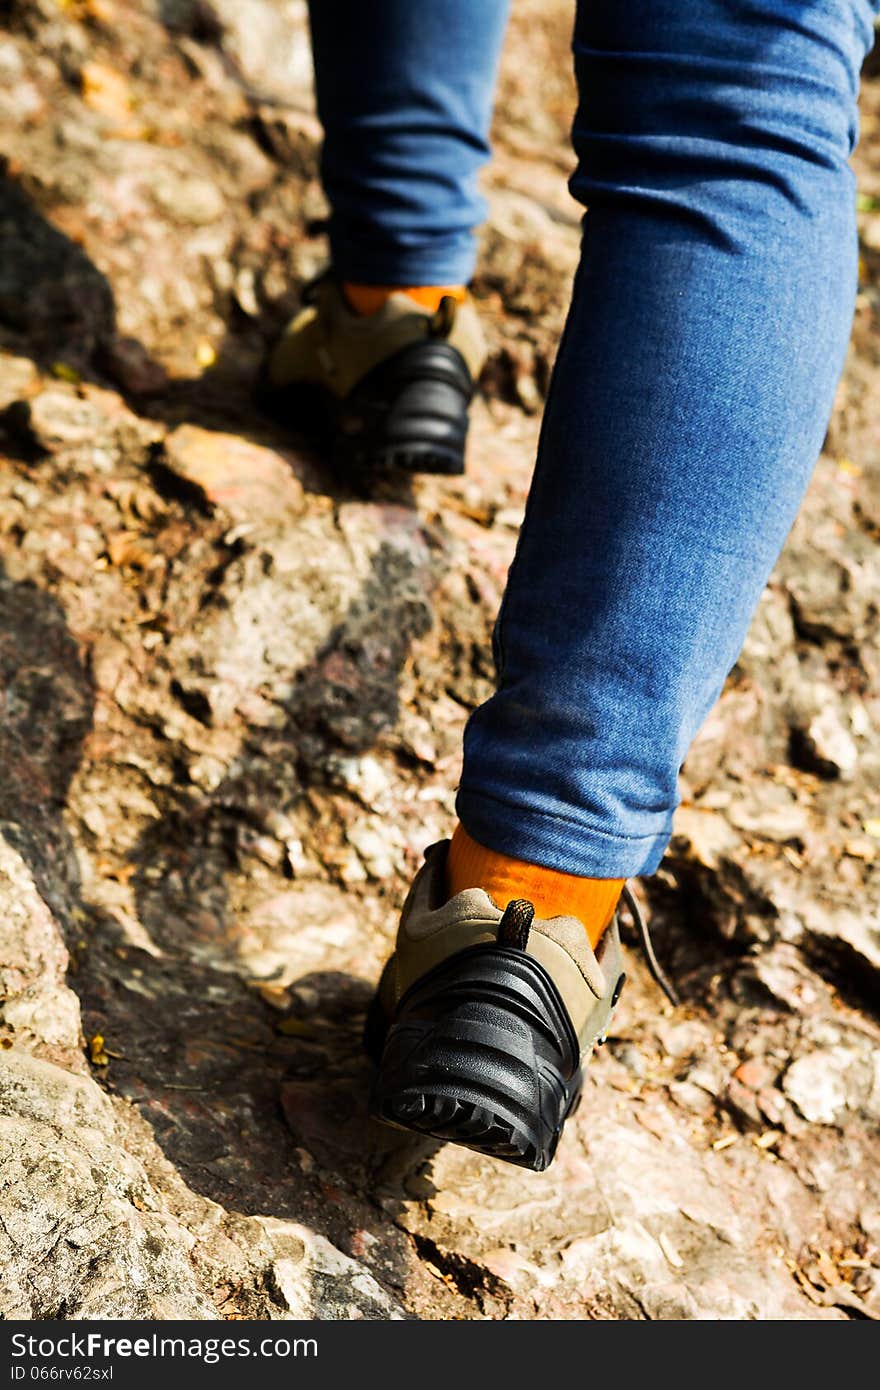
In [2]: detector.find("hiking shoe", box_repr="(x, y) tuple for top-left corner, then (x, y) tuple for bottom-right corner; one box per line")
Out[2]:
(261, 275), (486, 478)
(364, 840), (628, 1172)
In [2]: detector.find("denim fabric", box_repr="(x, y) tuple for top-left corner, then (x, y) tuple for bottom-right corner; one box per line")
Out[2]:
(308, 0), (510, 285)
(310, 1), (878, 877)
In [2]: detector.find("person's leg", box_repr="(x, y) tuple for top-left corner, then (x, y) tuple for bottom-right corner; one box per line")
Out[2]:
(266, 2), (509, 477)
(456, 0), (878, 885)
(371, 0), (880, 1171)
(307, 0), (510, 290)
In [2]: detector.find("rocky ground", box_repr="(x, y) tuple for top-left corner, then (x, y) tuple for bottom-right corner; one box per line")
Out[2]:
(0, 0), (879, 1321)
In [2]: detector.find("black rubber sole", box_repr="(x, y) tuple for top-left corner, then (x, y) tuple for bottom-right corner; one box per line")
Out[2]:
(366, 945), (582, 1172)
(259, 338), (474, 479)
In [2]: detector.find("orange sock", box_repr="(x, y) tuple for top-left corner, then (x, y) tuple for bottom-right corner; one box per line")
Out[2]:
(446, 824), (623, 949)
(342, 282), (467, 316)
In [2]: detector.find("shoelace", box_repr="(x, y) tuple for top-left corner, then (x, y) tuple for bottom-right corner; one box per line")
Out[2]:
(620, 882), (679, 1006)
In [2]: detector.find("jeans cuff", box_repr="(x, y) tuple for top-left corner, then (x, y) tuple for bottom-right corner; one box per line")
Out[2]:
(455, 788), (673, 879)
(328, 226), (479, 287)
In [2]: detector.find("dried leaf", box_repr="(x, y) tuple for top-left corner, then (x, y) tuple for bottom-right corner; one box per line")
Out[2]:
(81, 62), (133, 124)
(51, 362), (81, 384)
(712, 1134), (738, 1151)
(754, 1129), (781, 1150)
(107, 531), (154, 570)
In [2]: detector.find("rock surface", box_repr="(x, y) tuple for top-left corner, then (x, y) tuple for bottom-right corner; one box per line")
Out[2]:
(0, 0), (879, 1321)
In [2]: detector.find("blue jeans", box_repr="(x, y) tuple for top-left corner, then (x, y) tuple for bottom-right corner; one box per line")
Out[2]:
(310, 1), (877, 877)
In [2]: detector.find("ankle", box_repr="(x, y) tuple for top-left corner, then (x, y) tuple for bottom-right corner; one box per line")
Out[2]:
(342, 281), (467, 316)
(446, 824), (623, 950)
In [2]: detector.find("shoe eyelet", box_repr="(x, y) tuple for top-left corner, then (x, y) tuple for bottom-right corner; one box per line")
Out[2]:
(611, 973), (626, 1008)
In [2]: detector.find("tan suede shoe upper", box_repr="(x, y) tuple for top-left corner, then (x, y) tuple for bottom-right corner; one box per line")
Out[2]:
(267, 277), (487, 399)
(381, 841), (625, 1052)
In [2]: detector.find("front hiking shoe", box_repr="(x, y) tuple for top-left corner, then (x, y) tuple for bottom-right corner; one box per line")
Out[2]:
(365, 841), (634, 1172)
(260, 275), (486, 479)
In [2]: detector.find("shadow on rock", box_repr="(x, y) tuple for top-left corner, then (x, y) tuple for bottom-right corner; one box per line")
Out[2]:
(0, 170), (450, 1291)
(0, 563), (93, 926)
(0, 538), (441, 1291)
(0, 171), (401, 506)
(112, 539), (440, 1229)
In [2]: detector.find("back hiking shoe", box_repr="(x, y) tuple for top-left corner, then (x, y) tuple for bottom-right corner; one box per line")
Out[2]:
(261, 275), (486, 479)
(364, 841), (631, 1172)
